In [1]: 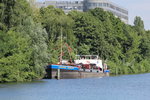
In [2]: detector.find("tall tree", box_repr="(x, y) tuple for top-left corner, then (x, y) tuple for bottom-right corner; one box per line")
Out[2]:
(134, 16), (145, 35)
(140, 31), (150, 59)
(40, 6), (76, 63)
(0, 0), (49, 82)
(0, 0), (15, 30)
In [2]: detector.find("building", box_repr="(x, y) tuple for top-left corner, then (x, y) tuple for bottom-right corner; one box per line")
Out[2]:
(36, 0), (84, 13)
(36, 0), (128, 24)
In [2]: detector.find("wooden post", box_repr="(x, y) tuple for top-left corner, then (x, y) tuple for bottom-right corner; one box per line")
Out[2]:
(57, 69), (60, 80)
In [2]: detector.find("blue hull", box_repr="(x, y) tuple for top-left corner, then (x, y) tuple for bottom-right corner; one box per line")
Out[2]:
(47, 65), (79, 71)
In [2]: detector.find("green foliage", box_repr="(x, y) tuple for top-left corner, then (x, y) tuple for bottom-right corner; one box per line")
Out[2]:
(134, 16), (145, 35)
(69, 11), (98, 54)
(0, 0), (49, 83)
(0, 30), (33, 82)
(39, 6), (76, 63)
(69, 8), (149, 75)
(0, 0), (15, 30)
(140, 31), (150, 59)
(0, 0), (150, 83)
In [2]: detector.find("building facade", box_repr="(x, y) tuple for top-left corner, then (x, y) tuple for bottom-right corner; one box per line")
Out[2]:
(36, 0), (128, 24)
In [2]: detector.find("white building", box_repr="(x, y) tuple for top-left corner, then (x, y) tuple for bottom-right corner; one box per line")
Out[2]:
(36, 0), (128, 24)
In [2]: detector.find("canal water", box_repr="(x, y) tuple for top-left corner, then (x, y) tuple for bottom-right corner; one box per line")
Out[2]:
(0, 73), (150, 100)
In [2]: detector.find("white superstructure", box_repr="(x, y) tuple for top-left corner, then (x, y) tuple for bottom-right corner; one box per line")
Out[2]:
(74, 55), (103, 69)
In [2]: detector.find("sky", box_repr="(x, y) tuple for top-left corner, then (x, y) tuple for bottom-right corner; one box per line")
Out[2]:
(37, 0), (150, 30)
(110, 0), (150, 30)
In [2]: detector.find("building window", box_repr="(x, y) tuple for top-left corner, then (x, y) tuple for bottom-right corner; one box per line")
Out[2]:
(109, 4), (115, 9)
(106, 3), (109, 7)
(103, 3), (107, 7)
(99, 3), (102, 6)
(78, 6), (83, 10)
(89, 3), (91, 6)
(93, 3), (96, 7)
(75, 1), (78, 4)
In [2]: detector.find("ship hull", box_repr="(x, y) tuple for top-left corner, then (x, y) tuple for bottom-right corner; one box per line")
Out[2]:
(45, 68), (108, 79)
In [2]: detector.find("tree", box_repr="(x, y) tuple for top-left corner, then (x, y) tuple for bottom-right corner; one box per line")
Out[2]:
(0, 30), (32, 82)
(39, 6), (76, 63)
(0, 0), (15, 30)
(140, 31), (150, 59)
(134, 16), (145, 35)
(10, 0), (49, 79)
(69, 11), (101, 55)
(0, 0), (49, 82)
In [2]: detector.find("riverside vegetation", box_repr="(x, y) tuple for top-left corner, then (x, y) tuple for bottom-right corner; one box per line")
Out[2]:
(0, 0), (150, 83)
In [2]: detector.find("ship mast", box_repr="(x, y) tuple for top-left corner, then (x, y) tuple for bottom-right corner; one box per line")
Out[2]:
(60, 26), (63, 64)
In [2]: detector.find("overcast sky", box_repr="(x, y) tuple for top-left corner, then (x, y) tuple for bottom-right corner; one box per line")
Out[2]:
(37, 0), (150, 30)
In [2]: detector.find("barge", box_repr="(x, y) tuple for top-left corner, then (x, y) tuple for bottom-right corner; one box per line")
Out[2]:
(45, 55), (109, 79)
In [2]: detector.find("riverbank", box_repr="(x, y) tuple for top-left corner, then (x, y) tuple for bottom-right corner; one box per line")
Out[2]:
(108, 60), (150, 76)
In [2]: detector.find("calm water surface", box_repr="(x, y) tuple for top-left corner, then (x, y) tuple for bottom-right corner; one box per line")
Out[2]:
(0, 73), (150, 100)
